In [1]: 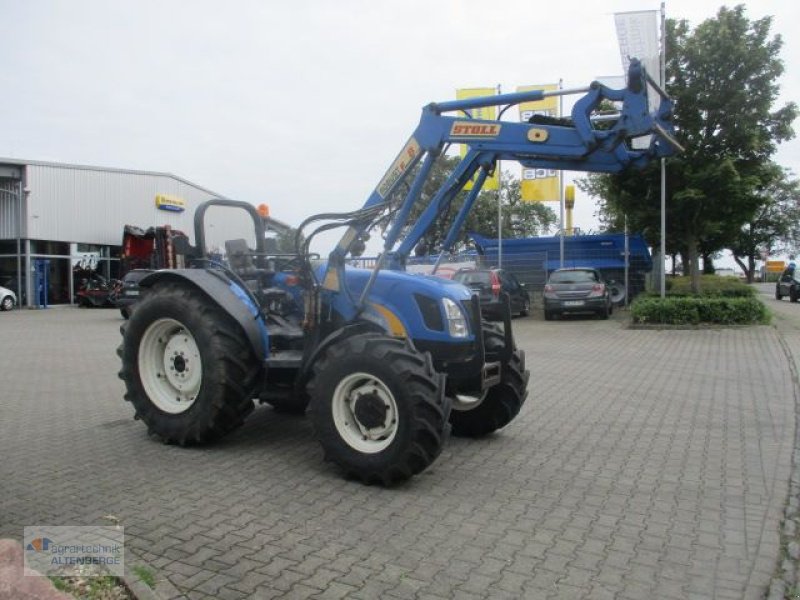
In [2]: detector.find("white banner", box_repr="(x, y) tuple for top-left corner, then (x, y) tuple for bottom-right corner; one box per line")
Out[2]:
(614, 9), (661, 148)
(614, 10), (660, 85)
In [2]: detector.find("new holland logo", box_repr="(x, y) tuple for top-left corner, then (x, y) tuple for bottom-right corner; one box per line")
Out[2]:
(155, 194), (186, 213)
(450, 122), (501, 138)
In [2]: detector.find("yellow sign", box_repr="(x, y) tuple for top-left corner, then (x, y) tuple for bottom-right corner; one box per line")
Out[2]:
(518, 84), (559, 121)
(155, 194), (186, 212)
(520, 168), (559, 202)
(766, 260), (786, 273)
(517, 84), (560, 202)
(456, 88), (499, 191)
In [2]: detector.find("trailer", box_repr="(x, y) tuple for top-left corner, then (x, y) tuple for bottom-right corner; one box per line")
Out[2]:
(470, 232), (653, 303)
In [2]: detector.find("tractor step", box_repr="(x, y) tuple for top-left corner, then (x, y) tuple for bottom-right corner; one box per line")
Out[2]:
(265, 349), (303, 369)
(483, 361), (501, 389)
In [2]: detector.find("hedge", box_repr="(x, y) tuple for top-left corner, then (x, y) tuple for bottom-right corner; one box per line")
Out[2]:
(658, 275), (756, 298)
(630, 296), (769, 326)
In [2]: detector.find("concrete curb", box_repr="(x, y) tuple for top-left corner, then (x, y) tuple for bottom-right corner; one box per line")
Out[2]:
(767, 321), (800, 600)
(123, 552), (165, 600)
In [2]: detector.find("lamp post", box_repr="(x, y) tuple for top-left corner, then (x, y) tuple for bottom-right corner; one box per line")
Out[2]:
(0, 185), (26, 306)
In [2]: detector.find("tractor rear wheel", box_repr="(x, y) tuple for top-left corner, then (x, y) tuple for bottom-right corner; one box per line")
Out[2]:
(307, 333), (450, 485)
(449, 324), (529, 437)
(117, 282), (259, 445)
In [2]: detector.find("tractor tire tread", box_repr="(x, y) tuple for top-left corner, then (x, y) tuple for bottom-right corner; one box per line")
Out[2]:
(118, 282), (259, 445)
(307, 333), (450, 485)
(449, 326), (529, 438)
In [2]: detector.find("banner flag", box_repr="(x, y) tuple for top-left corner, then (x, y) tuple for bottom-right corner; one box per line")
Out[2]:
(456, 88), (499, 191)
(614, 10), (660, 87)
(517, 84), (560, 202)
(615, 10), (661, 148)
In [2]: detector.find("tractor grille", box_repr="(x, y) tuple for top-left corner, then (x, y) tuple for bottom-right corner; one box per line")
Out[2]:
(414, 293), (444, 332)
(461, 298), (479, 333)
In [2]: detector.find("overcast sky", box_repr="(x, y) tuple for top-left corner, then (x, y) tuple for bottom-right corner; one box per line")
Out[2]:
(1, 0), (798, 251)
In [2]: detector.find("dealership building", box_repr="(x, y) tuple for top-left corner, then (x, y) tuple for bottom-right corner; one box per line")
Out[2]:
(0, 158), (279, 307)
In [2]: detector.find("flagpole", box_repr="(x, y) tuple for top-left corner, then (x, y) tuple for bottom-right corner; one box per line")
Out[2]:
(558, 78), (564, 269)
(660, 1), (666, 298)
(497, 83), (502, 269)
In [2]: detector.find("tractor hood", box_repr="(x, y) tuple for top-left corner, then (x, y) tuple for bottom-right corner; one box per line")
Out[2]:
(315, 263), (475, 343)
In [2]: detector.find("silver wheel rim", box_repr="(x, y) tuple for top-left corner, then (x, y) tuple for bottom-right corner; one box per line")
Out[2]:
(1, 297), (11, 310)
(138, 318), (202, 414)
(452, 392), (487, 411)
(331, 372), (398, 453)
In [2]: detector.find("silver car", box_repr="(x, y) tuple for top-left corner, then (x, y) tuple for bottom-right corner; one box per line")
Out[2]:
(0, 285), (17, 311)
(543, 267), (612, 320)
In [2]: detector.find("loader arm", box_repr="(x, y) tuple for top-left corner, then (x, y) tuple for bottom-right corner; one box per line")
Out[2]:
(316, 58), (680, 314)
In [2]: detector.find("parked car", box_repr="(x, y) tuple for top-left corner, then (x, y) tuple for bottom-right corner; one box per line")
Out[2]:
(0, 285), (16, 311)
(776, 267), (800, 302)
(452, 268), (530, 319)
(115, 269), (154, 319)
(543, 267), (612, 320)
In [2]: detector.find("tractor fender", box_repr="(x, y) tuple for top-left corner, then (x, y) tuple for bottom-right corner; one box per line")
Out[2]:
(138, 269), (269, 361)
(299, 321), (385, 381)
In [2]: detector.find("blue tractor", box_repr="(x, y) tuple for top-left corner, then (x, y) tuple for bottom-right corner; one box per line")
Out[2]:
(118, 59), (681, 484)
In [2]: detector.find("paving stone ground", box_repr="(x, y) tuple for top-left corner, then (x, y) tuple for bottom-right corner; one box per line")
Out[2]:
(0, 299), (796, 599)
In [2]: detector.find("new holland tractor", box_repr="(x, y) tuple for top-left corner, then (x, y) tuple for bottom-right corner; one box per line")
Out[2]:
(118, 59), (681, 484)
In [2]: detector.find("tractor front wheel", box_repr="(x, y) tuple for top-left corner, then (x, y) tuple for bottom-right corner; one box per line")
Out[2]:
(308, 333), (450, 485)
(449, 324), (529, 437)
(118, 282), (259, 445)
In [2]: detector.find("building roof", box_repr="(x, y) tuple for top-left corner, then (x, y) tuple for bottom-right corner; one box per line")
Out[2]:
(0, 157), (294, 232)
(0, 156), (223, 197)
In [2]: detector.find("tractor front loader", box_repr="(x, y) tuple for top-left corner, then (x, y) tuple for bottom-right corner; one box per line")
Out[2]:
(118, 59), (681, 484)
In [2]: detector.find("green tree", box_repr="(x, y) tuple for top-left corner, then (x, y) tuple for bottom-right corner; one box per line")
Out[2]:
(466, 175), (557, 241)
(729, 166), (800, 281)
(273, 227), (304, 254)
(580, 5), (797, 291)
(389, 155), (557, 254)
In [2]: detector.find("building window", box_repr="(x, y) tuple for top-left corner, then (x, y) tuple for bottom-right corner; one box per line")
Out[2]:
(31, 240), (69, 256)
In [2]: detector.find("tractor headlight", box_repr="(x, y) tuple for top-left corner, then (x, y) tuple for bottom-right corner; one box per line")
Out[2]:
(442, 298), (468, 338)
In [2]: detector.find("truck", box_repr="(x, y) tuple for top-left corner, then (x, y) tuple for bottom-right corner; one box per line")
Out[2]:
(117, 59), (681, 484)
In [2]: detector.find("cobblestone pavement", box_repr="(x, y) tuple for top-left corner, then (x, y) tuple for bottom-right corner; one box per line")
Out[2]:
(753, 284), (800, 599)
(0, 304), (795, 599)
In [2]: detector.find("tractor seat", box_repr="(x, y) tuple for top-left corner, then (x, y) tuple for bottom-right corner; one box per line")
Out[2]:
(225, 239), (275, 281)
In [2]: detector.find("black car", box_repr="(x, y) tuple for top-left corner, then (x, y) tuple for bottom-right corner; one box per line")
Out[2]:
(776, 267), (800, 302)
(452, 268), (530, 320)
(543, 267), (612, 320)
(114, 269), (154, 318)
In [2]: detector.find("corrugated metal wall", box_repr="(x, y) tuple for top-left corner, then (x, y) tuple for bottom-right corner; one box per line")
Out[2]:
(24, 164), (259, 249)
(0, 180), (21, 239)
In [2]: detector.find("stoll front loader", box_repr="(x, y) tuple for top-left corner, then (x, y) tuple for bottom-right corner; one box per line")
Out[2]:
(118, 59), (681, 485)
